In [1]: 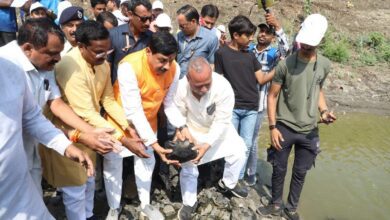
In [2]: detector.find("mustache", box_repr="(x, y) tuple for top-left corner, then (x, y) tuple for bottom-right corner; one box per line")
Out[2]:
(159, 68), (167, 73)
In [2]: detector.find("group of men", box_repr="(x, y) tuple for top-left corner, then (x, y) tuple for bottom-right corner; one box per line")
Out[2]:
(0, 1), (336, 220)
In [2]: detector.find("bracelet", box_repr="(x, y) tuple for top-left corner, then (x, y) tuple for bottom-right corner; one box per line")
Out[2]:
(69, 129), (81, 143)
(269, 125), (276, 130)
(320, 109), (328, 115)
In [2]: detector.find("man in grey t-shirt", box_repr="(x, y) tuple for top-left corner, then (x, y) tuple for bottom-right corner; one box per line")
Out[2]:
(257, 14), (336, 220)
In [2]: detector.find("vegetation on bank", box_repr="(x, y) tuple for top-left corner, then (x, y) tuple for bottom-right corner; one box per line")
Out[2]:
(320, 31), (390, 66)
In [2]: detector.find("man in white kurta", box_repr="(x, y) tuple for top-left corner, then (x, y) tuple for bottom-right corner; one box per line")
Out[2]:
(0, 58), (93, 219)
(170, 57), (247, 219)
(0, 40), (62, 194)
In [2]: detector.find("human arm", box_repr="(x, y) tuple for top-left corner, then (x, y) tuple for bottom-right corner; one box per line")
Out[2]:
(267, 83), (284, 151)
(255, 68), (275, 85)
(207, 35), (219, 64)
(21, 76), (94, 176)
(265, 13), (289, 57)
(214, 50), (224, 75)
(164, 64), (194, 143)
(267, 62), (287, 151)
(49, 98), (95, 132)
(318, 89), (336, 124)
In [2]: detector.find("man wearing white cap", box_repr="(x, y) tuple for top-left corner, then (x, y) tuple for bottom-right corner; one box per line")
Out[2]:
(257, 14), (336, 220)
(154, 13), (172, 32)
(29, 2), (47, 19)
(149, 0), (164, 32)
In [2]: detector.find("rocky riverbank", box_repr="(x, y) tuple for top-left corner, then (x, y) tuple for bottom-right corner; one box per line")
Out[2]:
(44, 159), (287, 220)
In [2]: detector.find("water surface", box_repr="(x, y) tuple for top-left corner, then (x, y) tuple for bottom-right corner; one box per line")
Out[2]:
(258, 112), (390, 220)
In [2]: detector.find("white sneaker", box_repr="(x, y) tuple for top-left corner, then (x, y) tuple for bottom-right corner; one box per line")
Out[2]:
(106, 208), (120, 220)
(140, 204), (164, 220)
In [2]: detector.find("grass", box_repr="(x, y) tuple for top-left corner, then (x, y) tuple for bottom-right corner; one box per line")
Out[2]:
(319, 31), (390, 66)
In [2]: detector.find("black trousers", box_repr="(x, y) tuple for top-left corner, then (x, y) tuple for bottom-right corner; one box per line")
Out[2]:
(267, 122), (320, 211)
(0, 31), (16, 47)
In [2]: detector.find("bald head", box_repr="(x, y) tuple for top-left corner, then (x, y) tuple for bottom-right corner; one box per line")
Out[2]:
(187, 56), (212, 80)
(187, 57), (212, 99)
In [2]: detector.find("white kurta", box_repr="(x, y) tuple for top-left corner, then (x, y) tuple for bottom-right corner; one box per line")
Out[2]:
(171, 72), (246, 165)
(0, 59), (71, 219)
(0, 41), (62, 191)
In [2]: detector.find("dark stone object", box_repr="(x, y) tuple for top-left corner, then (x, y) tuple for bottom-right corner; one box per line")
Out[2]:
(165, 139), (198, 163)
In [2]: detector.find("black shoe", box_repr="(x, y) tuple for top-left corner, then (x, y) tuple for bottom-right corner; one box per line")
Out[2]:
(283, 208), (300, 220)
(256, 204), (282, 216)
(177, 202), (197, 220)
(218, 179), (248, 198)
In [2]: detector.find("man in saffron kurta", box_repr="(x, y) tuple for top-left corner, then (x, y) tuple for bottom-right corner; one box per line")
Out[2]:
(109, 32), (182, 218)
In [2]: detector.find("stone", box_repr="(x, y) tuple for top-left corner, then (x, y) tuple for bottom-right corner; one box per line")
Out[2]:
(260, 196), (270, 206)
(230, 197), (245, 208)
(200, 204), (212, 216)
(162, 205), (175, 218)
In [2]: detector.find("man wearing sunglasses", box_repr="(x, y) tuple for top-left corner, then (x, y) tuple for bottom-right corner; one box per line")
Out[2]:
(52, 20), (147, 220)
(107, 0), (153, 84)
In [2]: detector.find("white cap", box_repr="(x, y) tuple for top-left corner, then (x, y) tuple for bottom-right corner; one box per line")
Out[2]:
(57, 1), (72, 19)
(29, 2), (46, 14)
(152, 0), (164, 10)
(120, 0), (130, 5)
(155, 13), (172, 28)
(296, 14), (328, 46)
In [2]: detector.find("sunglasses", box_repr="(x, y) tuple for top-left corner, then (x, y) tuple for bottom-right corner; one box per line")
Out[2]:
(133, 11), (152, 23)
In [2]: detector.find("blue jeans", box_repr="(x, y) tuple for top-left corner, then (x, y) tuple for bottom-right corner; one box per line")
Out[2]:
(231, 108), (258, 179)
(246, 110), (265, 177)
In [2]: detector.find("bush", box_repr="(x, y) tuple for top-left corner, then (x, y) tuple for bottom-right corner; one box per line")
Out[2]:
(321, 37), (350, 63)
(359, 50), (378, 66)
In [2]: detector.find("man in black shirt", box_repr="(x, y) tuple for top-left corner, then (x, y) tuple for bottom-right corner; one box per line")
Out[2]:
(107, 0), (153, 84)
(214, 15), (274, 183)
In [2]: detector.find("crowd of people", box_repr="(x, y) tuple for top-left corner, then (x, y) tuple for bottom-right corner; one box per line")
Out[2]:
(0, 0), (336, 220)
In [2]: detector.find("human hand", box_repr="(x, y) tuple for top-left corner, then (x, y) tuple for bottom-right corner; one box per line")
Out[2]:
(121, 136), (149, 158)
(174, 126), (195, 144)
(265, 13), (281, 31)
(190, 143), (210, 164)
(64, 144), (94, 177)
(320, 110), (337, 124)
(270, 128), (284, 151)
(78, 131), (114, 154)
(152, 143), (181, 167)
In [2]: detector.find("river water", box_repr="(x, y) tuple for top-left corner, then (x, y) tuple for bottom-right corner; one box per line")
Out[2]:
(257, 112), (390, 220)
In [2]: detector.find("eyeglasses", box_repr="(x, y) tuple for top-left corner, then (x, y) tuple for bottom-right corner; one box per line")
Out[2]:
(86, 46), (114, 59)
(132, 11), (153, 23)
(95, 49), (114, 59)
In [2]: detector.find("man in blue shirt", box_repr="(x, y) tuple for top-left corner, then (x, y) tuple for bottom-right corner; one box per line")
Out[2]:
(0, 1), (17, 47)
(245, 13), (289, 186)
(176, 4), (219, 79)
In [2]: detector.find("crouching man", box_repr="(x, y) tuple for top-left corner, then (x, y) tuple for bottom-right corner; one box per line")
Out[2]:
(172, 57), (248, 220)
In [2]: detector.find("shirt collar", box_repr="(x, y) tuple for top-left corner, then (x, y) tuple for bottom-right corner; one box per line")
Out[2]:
(10, 41), (37, 73)
(254, 44), (272, 54)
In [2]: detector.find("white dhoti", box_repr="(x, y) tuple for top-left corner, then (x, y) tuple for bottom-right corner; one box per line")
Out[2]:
(180, 125), (246, 206)
(103, 145), (155, 210)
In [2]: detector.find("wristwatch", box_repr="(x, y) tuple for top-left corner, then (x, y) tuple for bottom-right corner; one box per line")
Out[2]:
(269, 125), (276, 130)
